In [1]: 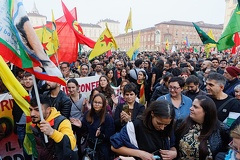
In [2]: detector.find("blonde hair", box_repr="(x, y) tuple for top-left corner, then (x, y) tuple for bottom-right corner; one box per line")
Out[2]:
(231, 125), (240, 139)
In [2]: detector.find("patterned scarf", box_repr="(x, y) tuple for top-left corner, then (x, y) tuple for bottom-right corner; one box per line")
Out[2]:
(137, 80), (145, 105)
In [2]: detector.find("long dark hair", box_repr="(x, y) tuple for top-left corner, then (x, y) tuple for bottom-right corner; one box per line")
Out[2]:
(97, 75), (114, 98)
(86, 93), (107, 125)
(140, 100), (175, 137)
(106, 68), (117, 87)
(175, 95), (219, 160)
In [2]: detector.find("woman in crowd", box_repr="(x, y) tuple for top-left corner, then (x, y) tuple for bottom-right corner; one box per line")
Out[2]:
(117, 68), (129, 86)
(175, 95), (230, 159)
(111, 100), (177, 160)
(150, 73), (173, 102)
(67, 78), (88, 158)
(71, 93), (115, 160)
(157, 76), (192, 120)
(136, 70), (149, 106)
(97, 75), (115, 109)
(106, 68), (117, 87)
(234, 84), (240, 100)
(224, 124), (240, 159)
(114, 83), (145, 132)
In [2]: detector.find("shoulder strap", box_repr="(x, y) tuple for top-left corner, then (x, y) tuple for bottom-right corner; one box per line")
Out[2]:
(53, 115), (66, 130)
(217, 97), (235, 113)
(134, 68), (138, 77)
(70, 96), (82, 112)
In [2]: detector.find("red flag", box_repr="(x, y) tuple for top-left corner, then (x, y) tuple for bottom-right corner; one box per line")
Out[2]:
(61, 1), (96, 48)
(232, 33), (240, 54)
(106, 50), (112, 58)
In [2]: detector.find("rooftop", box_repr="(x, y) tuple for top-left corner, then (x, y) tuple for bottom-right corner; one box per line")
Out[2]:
(155, 20), (223, 29)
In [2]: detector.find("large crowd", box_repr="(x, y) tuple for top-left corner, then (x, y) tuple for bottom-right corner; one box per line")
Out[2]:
(1, 50), (240, 160)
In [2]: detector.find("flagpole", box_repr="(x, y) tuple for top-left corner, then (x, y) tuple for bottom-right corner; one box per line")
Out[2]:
(32, 75), (48, 143)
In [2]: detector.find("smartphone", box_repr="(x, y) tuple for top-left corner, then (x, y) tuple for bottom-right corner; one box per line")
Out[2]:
(122, 104), (129, 114)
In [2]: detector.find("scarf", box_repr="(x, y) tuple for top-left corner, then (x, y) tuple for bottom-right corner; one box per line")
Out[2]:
(137, 80), (146, 105)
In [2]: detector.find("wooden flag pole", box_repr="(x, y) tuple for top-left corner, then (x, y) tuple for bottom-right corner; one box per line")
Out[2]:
(32, 75), (48, 143)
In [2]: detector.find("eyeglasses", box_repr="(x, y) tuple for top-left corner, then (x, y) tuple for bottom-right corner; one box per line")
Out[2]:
(229, 141), (240, 154)
(169, 86), (181, 91)
(93, 102), (103, 106)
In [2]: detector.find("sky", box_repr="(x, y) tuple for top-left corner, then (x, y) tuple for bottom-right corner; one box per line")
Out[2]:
(23, 0), (226, 34)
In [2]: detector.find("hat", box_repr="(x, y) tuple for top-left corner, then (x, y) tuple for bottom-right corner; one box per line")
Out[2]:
(226, 66), (240, 77)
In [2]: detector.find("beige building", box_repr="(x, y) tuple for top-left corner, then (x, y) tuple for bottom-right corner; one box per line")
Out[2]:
(224, 0), (238, 29)
(97, 19), (120, 37)
(27, 2), (47, 27)
(115, 20), (223, 52)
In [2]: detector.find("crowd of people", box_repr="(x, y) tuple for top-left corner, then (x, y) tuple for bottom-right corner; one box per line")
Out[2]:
(1, 50), (240, 160)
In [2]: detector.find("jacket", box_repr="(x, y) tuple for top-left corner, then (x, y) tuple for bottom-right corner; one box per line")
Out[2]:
(114, 102), (145, 132)
(43, 90), (72, 119)
(31, 108), (76, 160)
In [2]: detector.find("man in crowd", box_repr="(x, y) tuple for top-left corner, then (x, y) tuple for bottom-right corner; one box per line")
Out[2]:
(114, 59), (123, 80)
(223, 66), (240, 97)
(60, 62), (79, 80)
(183, 75), (206, 101)
(89, 62), (104, 76)
(211, 58), (224, 74)
(220, 59), (228, 71)
(206, 73), (240, 123)
(43, 81), (72, 119)
(79, 63), (89, 78)
(107, 56), (115, 70)
(12, 72), (35, 159)
(29, 95), (77, 160)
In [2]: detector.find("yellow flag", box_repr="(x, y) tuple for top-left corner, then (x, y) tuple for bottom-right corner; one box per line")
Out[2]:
(0, 56), (30, 115)
(35, 26), (55, 56)
(205, 30), (216, 55)
(165, 39), (169, 51)
(127, 32), (140, 59)
(89, 23), (118, 60)
(52, 9), (59, 53)
(125, 8), (132, 33)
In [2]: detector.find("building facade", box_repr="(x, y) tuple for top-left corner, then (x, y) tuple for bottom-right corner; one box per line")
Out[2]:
(97, 19), (120, 37)
(27, 2), (47, 27)
(224, 0), (238, 29)
(115, 20), (223, 52)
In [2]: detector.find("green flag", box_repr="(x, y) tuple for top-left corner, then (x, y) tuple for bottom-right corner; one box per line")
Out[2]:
(192, 22), (217, 44)
(217, 5), (240, 51)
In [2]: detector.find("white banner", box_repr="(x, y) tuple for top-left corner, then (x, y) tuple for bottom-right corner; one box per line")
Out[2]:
(62, 76), (120, 99)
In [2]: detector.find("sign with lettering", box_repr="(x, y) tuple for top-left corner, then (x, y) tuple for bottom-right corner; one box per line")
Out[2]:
(0, 93), (24, 159)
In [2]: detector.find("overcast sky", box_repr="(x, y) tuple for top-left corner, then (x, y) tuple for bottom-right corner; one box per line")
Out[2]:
(23, 0), (225, 34)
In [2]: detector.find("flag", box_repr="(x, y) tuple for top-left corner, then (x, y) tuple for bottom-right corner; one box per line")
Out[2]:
(192, 22), (217, 44)
(165, 39), (169, 51)
(47, 8), (78, 64)
(0, 56), (37, 157)
(171, 45), (176, 53)
(35, 26), (56, 56)
(185, 37), (190, 47)
(127, 32), (140, 60)
(0, 0), (65, 86)
(217, 5), (240, 51)
(61, 1), (95, 48)
(194, 47), (199, 53)
(125, 8), (132, 33)
(51, 10), (59, 54)
(232, 33), (240, 54)
(205, 30), (217, 54)
(88, 23), (118, 60)
(106, 50), (112, 58)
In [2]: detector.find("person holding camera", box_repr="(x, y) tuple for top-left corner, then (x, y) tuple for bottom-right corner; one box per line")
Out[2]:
(114, 83), (145, 132)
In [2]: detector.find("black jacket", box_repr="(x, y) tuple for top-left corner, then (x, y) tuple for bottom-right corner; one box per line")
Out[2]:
(43, 90), (72, 119)
(114, 102), (145, 132)
(150, 84), (169, 102)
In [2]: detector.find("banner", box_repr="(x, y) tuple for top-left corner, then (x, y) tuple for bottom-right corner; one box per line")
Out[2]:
(0, 93), (24, 159)
(62, 76), (120, 99)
